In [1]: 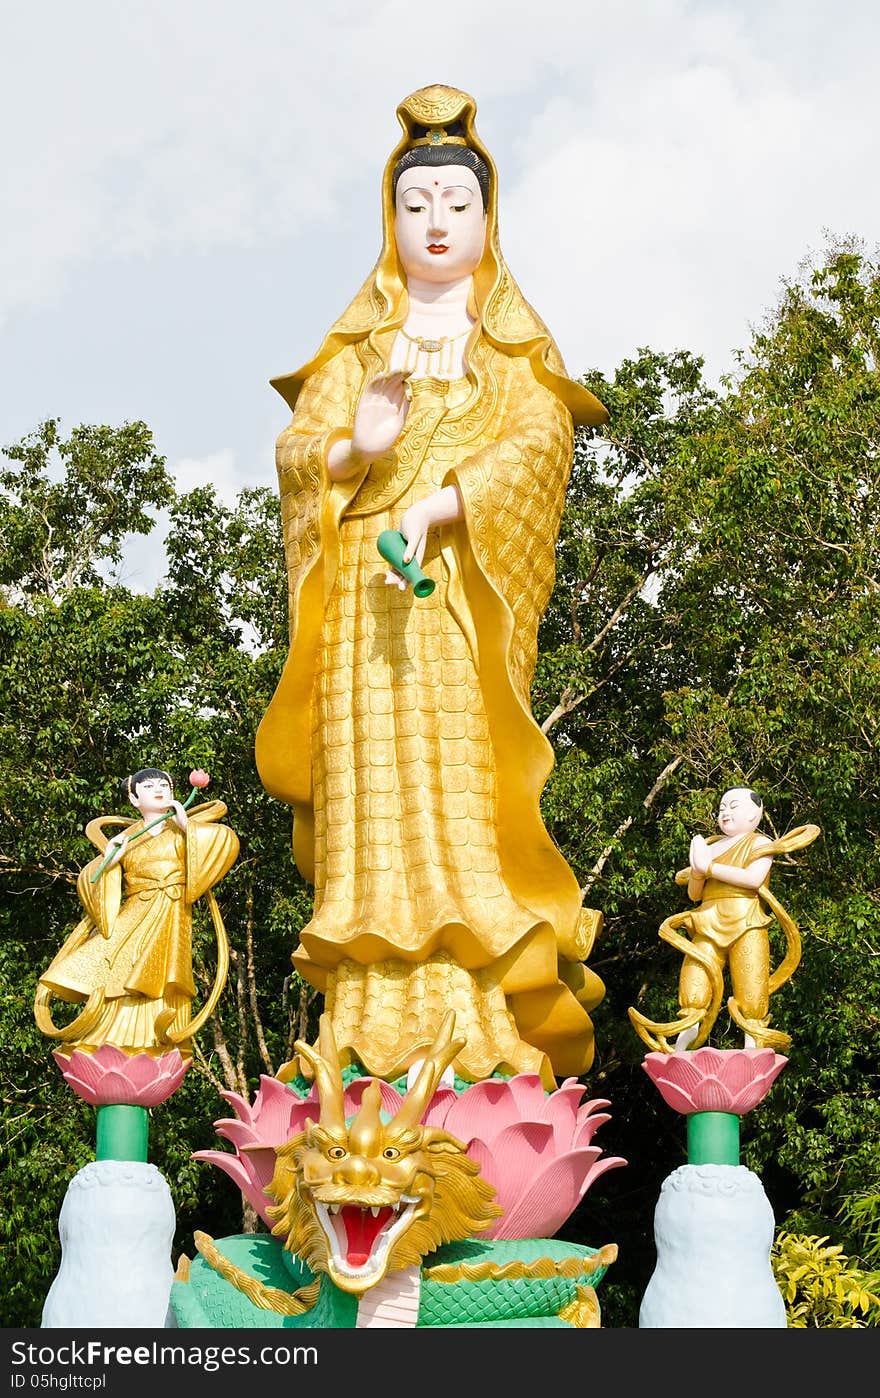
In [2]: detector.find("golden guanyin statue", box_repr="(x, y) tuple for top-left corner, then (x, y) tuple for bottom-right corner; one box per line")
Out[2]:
(256, 84), (609, 1089)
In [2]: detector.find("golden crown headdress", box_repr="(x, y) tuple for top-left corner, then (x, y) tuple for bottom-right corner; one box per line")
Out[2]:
(409, 126), (468, 149)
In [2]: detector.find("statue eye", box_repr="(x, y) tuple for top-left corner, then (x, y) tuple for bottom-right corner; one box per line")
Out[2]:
(327, 1146), (347, 1160)
(382, 1147), (400, 1160)
(405, 203), (426, 214)
(451, 204), (470, 213)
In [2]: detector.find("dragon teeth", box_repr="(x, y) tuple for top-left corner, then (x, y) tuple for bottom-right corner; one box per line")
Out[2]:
(370, 1206), (381, 1217)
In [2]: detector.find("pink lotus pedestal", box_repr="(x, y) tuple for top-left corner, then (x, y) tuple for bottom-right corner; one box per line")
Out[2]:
(54, 1045), (191, 1160)
(642, 1046), (787, 1165)
(43, 1047), (191, 1329)
(639, 1047), (789, 1329)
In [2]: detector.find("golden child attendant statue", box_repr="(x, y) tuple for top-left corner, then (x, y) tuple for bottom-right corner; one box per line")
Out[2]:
(35, 768), (239, 1056)
(629, 787), (820, 1054)
(256, 85), (609, 1089)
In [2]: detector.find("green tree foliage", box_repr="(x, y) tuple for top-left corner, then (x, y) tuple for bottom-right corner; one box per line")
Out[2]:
(542, 244), (880, 1325)
(1, 244), (877, 1328)
(0, 426), (315, 1324)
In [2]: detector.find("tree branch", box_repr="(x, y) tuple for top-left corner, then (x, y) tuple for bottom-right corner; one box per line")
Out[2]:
(207, 1013), (239, 1094)
(581, 754), (685, 894)
(244, 878), (274, 1076)
(585, 568), (655, 656)
(540, 643), (659, 736)
(191, 1036), (227, 1096)
(283, 976), (317, 1062)
(232, 948), (248, 1090)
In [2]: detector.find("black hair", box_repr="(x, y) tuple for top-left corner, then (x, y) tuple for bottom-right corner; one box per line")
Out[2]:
(747, 790), (763, 809)
(393, 122), (490, 210)
(121, 767), (173, 801)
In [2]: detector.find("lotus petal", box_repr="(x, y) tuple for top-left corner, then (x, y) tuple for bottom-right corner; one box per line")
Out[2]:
(217, 1089), (256, 1127)
(467, 1122), (557, 1208)
(486, 1149), (603, 1240)
(420, 1086), (457, 1128)
(192, 1149), (277, 1226)
(248, 1075), (312, 1142)
(506, 1074), (550, 1117)
(578, 1152), (628, 1200)
(441, 1078), (523, 1139)
(235, 1146), (281, 1223)
(642, 1047), (787, 1115)
(572, 1111), (612, 1150)
(53, 1046), (190, 1106)
(192, 1150), (256, 1197)
(541, 1079), (588, 1141)
(575, 1097), (614, 1119)
(342, 1078), (406, 1118)
(212, 1119), (262, 1151)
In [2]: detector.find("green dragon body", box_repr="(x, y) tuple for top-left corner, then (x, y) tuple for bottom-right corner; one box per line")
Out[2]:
(170, 1232), (616, 1329)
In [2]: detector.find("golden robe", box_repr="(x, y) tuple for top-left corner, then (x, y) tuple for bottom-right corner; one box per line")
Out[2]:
(678, 832), (774, 949)
(665, 824), (818, 1049)
(255, 84), (609, 1087)
(38, 802), (239, 1055)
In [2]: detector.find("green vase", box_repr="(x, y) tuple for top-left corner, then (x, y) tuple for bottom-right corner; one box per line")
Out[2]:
(376, 529), (436, 598)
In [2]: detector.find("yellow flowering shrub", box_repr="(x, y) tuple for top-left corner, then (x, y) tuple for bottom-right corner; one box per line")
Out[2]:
(771, 1231), (880, 1328)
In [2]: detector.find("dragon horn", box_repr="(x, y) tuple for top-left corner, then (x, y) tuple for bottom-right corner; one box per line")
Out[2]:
(348, 1079), (384, 1156)
(293, 1014), (346, 1132)
(394, 1011), (465, 1129)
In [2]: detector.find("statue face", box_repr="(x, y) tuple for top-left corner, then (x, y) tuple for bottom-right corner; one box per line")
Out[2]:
(717, 788), (762, 837)
(394, 163), (486, 284)
(130, 775), (174, 816)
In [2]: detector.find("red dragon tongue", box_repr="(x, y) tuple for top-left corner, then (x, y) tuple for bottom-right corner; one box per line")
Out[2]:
(341, 1206), (394, 1267)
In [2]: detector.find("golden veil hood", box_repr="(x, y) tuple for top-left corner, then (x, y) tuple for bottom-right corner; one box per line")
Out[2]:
(270, 83), (608, 429)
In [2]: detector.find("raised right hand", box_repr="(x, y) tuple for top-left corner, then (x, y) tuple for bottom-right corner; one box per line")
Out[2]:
(351, 371), (412, 460)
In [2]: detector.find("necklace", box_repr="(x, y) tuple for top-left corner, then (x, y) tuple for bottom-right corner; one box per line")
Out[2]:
(398, 325), (472, 377)
(399, 326), (472, 353)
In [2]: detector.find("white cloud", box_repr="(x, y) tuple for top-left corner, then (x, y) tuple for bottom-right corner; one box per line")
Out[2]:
(499, 3), (880, 383)
(2, 0), (878, 501)
(172, 448), (239, 506)
(1, 3), (382, 318)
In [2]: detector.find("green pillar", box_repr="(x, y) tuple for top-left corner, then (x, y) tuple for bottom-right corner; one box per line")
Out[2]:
(95, 1104), (149, 1162)
(687, 1110), (740, 1165)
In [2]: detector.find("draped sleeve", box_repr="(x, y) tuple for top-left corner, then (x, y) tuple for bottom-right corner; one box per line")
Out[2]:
(256, 344), (367, 820)
(445, 352), (574, 705)
(185, 801), (240, 904)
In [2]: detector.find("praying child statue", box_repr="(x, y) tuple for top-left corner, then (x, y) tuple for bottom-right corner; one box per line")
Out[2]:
(629, 788), (820, 1054)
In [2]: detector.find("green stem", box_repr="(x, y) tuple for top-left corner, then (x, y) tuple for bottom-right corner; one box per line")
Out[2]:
(95, 1104), (149, 1162)
(90, 784), (200, 884)
(687, 1110), (740, 1165)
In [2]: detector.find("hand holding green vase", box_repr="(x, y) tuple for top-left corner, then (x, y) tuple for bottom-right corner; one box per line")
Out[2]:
(376, 529), (436, 598)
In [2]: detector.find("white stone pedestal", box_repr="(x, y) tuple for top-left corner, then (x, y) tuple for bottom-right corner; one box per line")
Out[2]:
(639, 1163), (787, 1327)
(42, 1159), (176, 1328)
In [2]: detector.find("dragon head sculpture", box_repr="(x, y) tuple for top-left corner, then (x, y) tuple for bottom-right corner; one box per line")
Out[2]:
(265, 1011), (502, 1294)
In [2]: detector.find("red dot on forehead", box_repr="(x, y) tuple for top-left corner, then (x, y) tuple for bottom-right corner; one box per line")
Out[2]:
(434, 180), (439, 186)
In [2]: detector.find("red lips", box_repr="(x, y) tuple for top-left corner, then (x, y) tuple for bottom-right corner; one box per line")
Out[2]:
(427, 244), (448, 254)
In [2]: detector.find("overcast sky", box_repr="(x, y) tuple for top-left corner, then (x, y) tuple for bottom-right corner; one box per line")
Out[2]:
(2, 1), (877, 588)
